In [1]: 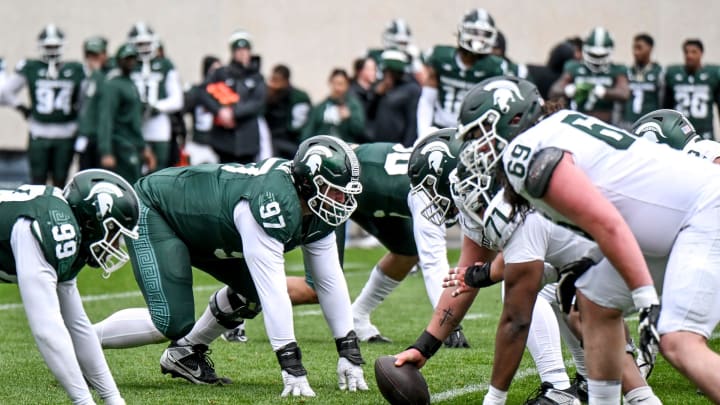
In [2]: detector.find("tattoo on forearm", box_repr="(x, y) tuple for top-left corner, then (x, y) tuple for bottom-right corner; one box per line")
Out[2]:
(439, 307), (454, 327)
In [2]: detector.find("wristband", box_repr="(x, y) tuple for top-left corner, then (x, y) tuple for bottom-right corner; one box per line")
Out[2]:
(335, 331), (365, 365)
(631, 285), (659, 309)
(276, 342), (307, 376)
(408, 330), (442, 359)
(464, 262), (498, 288)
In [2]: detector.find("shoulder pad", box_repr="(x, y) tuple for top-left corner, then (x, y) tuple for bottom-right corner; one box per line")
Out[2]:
(524, 147), (564, 198)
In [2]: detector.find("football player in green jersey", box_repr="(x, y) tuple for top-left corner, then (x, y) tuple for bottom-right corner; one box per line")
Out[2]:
(77, 36), (110, 170)
(622, 34), (663, 127)
(283, 131), (470, 346)
(663, 39), (720, 140)
(492, 31), (530, 81)
(550, 26), (629, 124)
(93, 136), (369, 396)
(1, 24), (86, 186)
(367, 18), (423, 82)
(417, 8), (506, 135)
(127, 22), (183, 170)
(1, 169), (139, 404)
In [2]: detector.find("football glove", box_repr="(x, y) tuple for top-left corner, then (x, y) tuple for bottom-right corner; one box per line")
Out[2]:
(573, 82), (594, 106)
(15, 105), (31, 119)
(555, 257), (595, 314)
(337, 357), (369, 392)
(638, 304), (661, 378)
(280, 370), (316, 397)
(443, 325), (470, 348)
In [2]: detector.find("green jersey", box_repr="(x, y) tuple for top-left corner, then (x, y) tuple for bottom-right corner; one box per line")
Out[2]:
(624, 62), (663, 123)
(134, 159), (334, 258)
(97, 72), (144, 156)
(664, 64), (720, 138)
(15, 59), (85, 123)
(354, 143), (413, 218)
(0, 185), (81, 283)
(563, 60), (627, 113)
(78, 68), (107, 139)
(424, 45), (506, 127)
(130, 57), (174, 106)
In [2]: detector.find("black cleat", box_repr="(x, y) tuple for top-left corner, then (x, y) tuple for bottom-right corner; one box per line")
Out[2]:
(525, 382), (581, 405)
(160, 342), (232, 385)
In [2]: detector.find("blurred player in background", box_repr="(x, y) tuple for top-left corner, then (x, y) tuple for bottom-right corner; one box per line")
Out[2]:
(2, 24), (85, 186)
(77, 36), (110, 170)
(621, 34), (663, 129)
(550, 27), (629, 124)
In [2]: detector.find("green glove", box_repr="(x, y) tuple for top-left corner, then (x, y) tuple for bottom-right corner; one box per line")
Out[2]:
(574, 82), (594, 106)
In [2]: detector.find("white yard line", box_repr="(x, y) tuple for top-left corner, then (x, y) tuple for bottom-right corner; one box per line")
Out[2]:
(431, 360), (574, 402)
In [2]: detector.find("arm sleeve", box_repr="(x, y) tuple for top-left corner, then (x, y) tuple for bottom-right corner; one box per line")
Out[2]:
(234, 201), (296, 351)
(302, 232), (353, 339)
(57, 279), (122, 403)
(501, 214), (550, 264)
(12, 218), (95, 405)
(153, 69), (183, 113)
(96, 82), (118, 156)
(416, 86), (437, 137)
(402, 85), (421, 147)
(232, 77), (267, 120)
(0, 72), (26, 106)
(408, 192), (448, 308)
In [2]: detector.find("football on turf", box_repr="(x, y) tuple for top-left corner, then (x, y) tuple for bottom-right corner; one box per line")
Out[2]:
(374, 355), (430, 405)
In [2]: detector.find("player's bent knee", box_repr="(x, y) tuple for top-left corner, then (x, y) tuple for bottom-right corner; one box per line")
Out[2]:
(210, 288), (262, 329)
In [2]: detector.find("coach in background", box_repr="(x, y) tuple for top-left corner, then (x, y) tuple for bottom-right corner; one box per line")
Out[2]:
(365, 50), (420, 146)
(664, 38), (720, 140)
(97, 43), (155, 183)
(302, 68), (365, 143)
(622, 33), (663, 128)
(76, 36), (110, 170)
(265, 64), (312, 159)
(200, 30), (268, 164)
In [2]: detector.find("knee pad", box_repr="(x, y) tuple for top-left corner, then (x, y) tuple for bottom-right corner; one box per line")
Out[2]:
(209, 288), (262, 329)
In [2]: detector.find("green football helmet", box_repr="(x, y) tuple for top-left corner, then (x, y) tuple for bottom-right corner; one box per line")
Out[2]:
(292, 136), (363, 227)
(457, 76), (544, 176)
(632, 109), (698, 150)
(457, 8), (497, 55)
(408, 128), (462, 225)
(38, 24), (65, 63)
(583, 27), (614, 73)
(383, 18), (412, 51)
(128, 22), (157, 59)
(63, 169), (140, 277)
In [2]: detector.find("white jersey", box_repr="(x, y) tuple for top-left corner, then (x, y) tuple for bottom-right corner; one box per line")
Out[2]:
(684, 138), (720, 161)
(457, 189), (599, 267)
(504, 110), (720, 257)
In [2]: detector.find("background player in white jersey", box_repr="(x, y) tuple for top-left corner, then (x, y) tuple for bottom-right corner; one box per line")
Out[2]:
(461, 75), (720, 403)
(631, 108), (720, 163)
(127, 22), (183, 170)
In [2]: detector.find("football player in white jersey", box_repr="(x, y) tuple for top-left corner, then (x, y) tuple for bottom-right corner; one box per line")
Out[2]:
(460, 76), (720, 403)
(631, 108), (720, 163)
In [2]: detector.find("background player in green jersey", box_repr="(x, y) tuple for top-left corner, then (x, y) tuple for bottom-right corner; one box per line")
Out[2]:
(622, 34), (663, 127)
(664, 39), (720, 140)
(1, 24), (85, 186)
(550, 26), (629, 124)
(366, 18), (423, 82)
(127, 22), (183, 170)
(93, 136), (369, 397)
(0, 169), (139, 404)
(76, 36), (110, 170)
(417, 8), (506, 135)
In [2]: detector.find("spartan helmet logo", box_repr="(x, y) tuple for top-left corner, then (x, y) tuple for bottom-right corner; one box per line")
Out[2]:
(421, 141), (454, 175)
(483, 80), (525, 113)
(304, 144), (333, 175)
(84, 182), (125, 218)
(634, 122), (665, 142)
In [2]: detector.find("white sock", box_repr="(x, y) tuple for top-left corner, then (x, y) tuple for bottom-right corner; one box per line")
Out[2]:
(351, 266), (400, 319)
(94, 307), (167, 349)
(527, 296), (570, 390)
(587, 379), (621, 405)
(177, 287), (233, 346)
(624, 386), (661, 405)
(482, 385), (508, 405)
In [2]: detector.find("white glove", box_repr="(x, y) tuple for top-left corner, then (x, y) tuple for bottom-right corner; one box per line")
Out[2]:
(280, 370), (316, 397)
(74, 135), (89, 153)
(563, 84), (576, 98)
(593, 85), (607, 99)
(337, 357), (369, 392)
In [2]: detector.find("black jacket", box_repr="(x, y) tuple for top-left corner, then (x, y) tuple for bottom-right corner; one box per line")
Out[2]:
(365, 75), (421, 146)
(199, 58), (266, 158)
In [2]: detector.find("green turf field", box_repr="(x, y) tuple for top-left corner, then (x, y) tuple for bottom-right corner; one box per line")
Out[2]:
(0, 247), (714, 404)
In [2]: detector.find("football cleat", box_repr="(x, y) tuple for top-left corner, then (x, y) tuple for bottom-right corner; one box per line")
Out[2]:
(525, 382), (581, 405)
(569, 374), (588, 403)
(221, 321), (248, 343)
(443, 325), (470, 348)
(160, 342), (232, 385)
(353, 316), (392, 343)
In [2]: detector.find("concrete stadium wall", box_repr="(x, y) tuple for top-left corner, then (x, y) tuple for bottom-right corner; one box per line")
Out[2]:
(0, 0), (718, 150)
